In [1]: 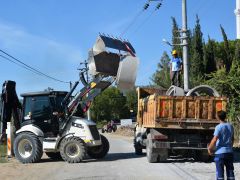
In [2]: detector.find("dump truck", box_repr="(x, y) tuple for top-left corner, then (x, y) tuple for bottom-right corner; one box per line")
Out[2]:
(134, 87), (228, 163)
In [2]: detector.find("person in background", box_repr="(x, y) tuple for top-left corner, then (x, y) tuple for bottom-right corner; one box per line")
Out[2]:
(208, 110), (235, 180)
(170, 50), (182, 87)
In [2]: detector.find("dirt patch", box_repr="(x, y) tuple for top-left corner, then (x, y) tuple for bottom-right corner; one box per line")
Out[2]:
(114, 126), (134, 137)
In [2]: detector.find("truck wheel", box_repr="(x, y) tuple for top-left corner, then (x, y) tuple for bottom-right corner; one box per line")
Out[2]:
(60, 136), (86, 163)
(146, 134), (158, 163)
(134, 138), (142, 155)
(14, 132), (43, 163)
(45, 152), (62, 160)
(158, 149), (168, 162)
(87, 135), (109, 159)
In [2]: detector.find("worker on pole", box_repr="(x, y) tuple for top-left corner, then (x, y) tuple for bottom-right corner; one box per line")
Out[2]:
(170, 50), (182, 87)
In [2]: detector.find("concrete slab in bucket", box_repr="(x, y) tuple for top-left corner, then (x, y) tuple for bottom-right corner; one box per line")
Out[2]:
(116, 56), (139, 92)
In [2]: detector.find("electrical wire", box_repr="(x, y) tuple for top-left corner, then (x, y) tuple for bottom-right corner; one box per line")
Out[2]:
(0, 54), (45, 76)
(0, 49), (69, 84)
(130, 9), (156, 36)
(119, 10), (144, 37)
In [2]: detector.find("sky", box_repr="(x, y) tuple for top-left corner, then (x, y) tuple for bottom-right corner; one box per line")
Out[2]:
(0, 0), (236, 95)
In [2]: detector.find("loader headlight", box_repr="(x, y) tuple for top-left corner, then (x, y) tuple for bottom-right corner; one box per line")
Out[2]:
(72, 122), (84, 129)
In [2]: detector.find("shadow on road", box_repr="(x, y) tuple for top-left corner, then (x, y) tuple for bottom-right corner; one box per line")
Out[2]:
(38, 149), (240, 164)
(87, 152), (144, 162)
(38, 158), (63, 163)
(38, 152), (144, 163)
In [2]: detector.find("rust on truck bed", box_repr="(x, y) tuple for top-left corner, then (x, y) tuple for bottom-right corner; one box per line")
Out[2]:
(137, 87), (228, 130)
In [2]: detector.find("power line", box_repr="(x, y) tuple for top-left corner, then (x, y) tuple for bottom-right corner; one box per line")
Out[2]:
(0, 49), (69, 84)
(0, 54), (44, 76)
(130, 9), (156, 36)
(119, 10), (144, 37)
(119, 0), (163, 38)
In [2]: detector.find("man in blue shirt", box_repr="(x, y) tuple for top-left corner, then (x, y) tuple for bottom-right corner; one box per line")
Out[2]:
(208, 110), (235, 180)
(170, 50), (182, 87)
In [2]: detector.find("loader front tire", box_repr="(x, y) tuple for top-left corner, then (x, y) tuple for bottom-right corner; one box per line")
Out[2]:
(14, 132), (43, 163)
(87, 135), (109, 159)
(60, 136), (86, 163)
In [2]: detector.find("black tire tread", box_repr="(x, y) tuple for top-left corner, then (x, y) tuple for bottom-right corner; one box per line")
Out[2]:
(14, 132), (43, 163)
(60, 136), (86, 163)
(134, 138), (143, 155)
(87, 135), (109, 159)
(146, 134), (158, 163)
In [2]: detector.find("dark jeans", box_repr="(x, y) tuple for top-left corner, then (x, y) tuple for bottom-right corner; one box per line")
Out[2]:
(214, 153), (235, 180)
(171, 71), (181, 87)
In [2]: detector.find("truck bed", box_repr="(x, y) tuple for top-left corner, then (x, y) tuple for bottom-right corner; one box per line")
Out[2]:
(137, 88), (227, 130)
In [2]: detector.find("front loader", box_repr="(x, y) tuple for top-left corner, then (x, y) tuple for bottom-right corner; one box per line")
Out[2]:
(0, 35), (139, 163)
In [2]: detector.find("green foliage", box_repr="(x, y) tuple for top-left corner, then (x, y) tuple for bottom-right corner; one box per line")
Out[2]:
(171, 17), (182, 56)
(90, 87), (131, 122)
(206, 64), (240, 121)
(151, 51), (171, 88)
(203, 36), (217, 75)
(125, 90), (138, 115)
(96, 120), (108, 129)
(0, 144), (7, 163)
(220, 25), (232, 72)
(190, 15), (204, 83)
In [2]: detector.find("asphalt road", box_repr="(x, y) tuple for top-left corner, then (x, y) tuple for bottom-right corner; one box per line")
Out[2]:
(0, 134), (239, 180)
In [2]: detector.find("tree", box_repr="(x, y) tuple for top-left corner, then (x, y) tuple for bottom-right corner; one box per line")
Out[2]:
(125, 89), (138, 117)
(125, 90), (137, 112)
(190, 15), (204, 85)
(151, 51), (171, 88)
(171, 17), (182, 56)
(233, 40), (240, 66)
(203, 36), (217, 74)
(220, 25), (232, 72)
(90, 87), (130, 122)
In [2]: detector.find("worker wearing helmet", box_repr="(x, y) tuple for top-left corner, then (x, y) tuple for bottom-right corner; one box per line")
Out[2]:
(170, 50), (182, 86)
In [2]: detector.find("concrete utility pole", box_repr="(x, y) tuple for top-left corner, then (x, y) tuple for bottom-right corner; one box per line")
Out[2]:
(235, 0), (240, 39)
(182, 0), (189, 91)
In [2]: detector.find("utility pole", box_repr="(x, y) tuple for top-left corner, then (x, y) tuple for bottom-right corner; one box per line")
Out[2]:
(163, 0), (189, 91)
(235, 0), (240, 39)
(79, 60), (91, 120)
(182, 0), (189, 91)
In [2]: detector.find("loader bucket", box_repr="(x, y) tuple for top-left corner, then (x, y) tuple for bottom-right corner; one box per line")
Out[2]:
(88, 35), (139, 91)
(88, 35), (136, 76)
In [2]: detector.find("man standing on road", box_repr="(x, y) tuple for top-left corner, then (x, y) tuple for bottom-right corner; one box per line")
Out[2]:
(170, 50), (182, 87)
(208, 110), (235, 180)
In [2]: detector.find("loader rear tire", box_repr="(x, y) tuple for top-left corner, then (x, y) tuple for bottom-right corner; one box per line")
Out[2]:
(14, 132), (43, 163)
(60, 136), (86, 163)
(87, 135), (109, 159)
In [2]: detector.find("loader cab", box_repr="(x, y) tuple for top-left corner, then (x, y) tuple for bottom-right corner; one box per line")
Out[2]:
(21, 91), (68, 136)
